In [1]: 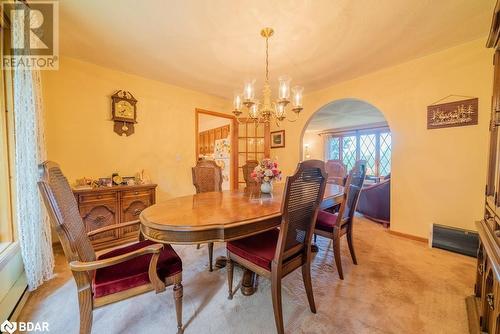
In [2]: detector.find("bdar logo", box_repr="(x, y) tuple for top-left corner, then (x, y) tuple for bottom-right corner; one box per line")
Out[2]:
(0, 320), (17, 334)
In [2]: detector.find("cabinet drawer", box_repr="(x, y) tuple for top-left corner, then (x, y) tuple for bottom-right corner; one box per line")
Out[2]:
(122, 189), (152, 198)
(79, 192), (116, 203)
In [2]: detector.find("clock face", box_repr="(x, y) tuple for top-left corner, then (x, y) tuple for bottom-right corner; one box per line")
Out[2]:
(115, 100), (135, 120)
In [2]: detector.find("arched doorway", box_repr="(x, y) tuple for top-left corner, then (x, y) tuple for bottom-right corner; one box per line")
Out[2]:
(301, 98), (392, 225)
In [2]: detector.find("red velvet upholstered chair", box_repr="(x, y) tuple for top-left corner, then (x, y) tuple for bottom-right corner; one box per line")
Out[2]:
(315, 160), (366, 279)
(38, 162), (183, 334)
(226, 160), (327, 334)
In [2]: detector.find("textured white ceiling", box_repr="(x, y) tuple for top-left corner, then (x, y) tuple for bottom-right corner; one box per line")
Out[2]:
(305, 99), (386, 132)
(59, 0), (494, 98)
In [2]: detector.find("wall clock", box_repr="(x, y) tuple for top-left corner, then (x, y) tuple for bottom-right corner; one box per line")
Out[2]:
(111, 90), (137, 136)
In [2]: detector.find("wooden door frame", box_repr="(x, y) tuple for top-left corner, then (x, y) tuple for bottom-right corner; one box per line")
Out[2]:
(195, 108), (238, 190)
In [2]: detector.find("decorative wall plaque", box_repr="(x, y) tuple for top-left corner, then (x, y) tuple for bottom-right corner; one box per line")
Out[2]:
(427, 98), (478, 130)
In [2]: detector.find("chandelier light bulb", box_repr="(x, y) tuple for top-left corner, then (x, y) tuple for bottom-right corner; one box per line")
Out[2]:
(233, 92), (242, 111)
(275, 103), (286, 121)
(292, 86), (304, 108)
(278, 76), (291, 101)
(249, 102), (260, 119)
(243, 79), (256, 101)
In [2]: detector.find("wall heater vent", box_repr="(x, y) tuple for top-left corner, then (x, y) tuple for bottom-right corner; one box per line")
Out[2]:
(431, 224), (478, 258)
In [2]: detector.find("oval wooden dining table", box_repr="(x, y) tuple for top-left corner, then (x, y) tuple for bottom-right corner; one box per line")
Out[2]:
(140, 183), (344, 295)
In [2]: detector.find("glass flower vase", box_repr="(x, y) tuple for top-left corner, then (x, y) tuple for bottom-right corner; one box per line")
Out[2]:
(260, 180), (273, 194)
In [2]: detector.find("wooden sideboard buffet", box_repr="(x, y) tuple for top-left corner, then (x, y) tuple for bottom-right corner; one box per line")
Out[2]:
(467, 2), (500, 333)
(73, 184), (157, 250)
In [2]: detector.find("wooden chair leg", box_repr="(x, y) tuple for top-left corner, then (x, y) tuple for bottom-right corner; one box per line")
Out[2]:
(208, 242), (214, 272)
(347, 226), (357, 265)
(173, 282), (183, 334)
(301, 262), (316, 313)
(227, 253), (234, 300)
(196, 244), (200, 249)
(333, 229), (344, 280)
(271, 265), (284, 334)
(77, 288), (93, 334)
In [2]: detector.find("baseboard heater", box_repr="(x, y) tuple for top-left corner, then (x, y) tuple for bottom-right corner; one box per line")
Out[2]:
(431, 224), (479, 258)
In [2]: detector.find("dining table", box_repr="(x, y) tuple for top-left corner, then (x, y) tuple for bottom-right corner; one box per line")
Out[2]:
(140, 182), (344, 296)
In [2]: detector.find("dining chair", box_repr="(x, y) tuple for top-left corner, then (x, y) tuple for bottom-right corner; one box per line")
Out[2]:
(325, 159), (347, 185)
(192, 159), (223, 271)
(314, 160), (366, 279)
(38, 161), (183, 334)
(226, 160), (327, 334)
(242, 160), (259, 187)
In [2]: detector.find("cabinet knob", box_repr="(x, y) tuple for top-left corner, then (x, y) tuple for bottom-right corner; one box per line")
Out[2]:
(134, 191), (139, 195)
(97, 195), (102, 199)
(133, 208), (142, 216)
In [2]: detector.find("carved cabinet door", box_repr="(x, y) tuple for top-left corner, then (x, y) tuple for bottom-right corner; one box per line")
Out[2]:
(79, 202), (118, 244)
(120, 190), (152, 239)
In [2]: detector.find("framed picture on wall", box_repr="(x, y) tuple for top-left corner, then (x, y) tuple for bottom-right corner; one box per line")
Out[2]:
(270, 130), (285, 148)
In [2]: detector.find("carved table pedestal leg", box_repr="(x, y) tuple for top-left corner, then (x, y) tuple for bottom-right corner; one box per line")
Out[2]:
(213, 257), (256, 296)
(215, 256), (227, 269)
(241, 269), (256, 296)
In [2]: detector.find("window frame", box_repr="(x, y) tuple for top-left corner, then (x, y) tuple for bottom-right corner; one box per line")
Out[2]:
(0, 12), (16, 255)
(325, 126), (391, 177)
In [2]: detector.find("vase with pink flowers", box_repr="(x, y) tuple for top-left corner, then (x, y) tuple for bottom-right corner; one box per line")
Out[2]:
(251, 158), (282, 194)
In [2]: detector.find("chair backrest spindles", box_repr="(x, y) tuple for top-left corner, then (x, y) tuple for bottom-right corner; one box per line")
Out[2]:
(275, 160), (327, 261)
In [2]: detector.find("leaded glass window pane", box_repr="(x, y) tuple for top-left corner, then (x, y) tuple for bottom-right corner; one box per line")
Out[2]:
(360, 134), (376, 175)
(328, 137), (340, 160)
(379, 132), (392, 176)
(342, 135), (357, 172)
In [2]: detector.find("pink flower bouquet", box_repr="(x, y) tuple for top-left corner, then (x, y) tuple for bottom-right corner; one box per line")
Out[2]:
(251, 158), (282, 183)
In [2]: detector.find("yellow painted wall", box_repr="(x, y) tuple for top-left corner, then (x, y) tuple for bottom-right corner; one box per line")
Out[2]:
(42, 56), (231, 201)
(302, 132), (324, 160)
(272, 38), (493, 238)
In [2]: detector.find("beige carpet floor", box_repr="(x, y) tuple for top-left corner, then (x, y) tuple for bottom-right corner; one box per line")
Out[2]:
(17, 216), (475, 333)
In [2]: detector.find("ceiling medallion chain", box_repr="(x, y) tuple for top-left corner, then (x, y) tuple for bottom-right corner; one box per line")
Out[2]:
(232, 27), (304, 127)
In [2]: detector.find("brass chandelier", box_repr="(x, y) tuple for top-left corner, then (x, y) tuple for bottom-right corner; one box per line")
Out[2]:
(232, 28), (304, 125)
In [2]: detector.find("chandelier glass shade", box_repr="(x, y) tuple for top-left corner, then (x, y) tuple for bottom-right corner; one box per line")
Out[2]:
(232, 28), (303, 125)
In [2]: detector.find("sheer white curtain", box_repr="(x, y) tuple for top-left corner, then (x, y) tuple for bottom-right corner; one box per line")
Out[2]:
(13, 9), (54, 290)
(323, 134), (332, 161)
